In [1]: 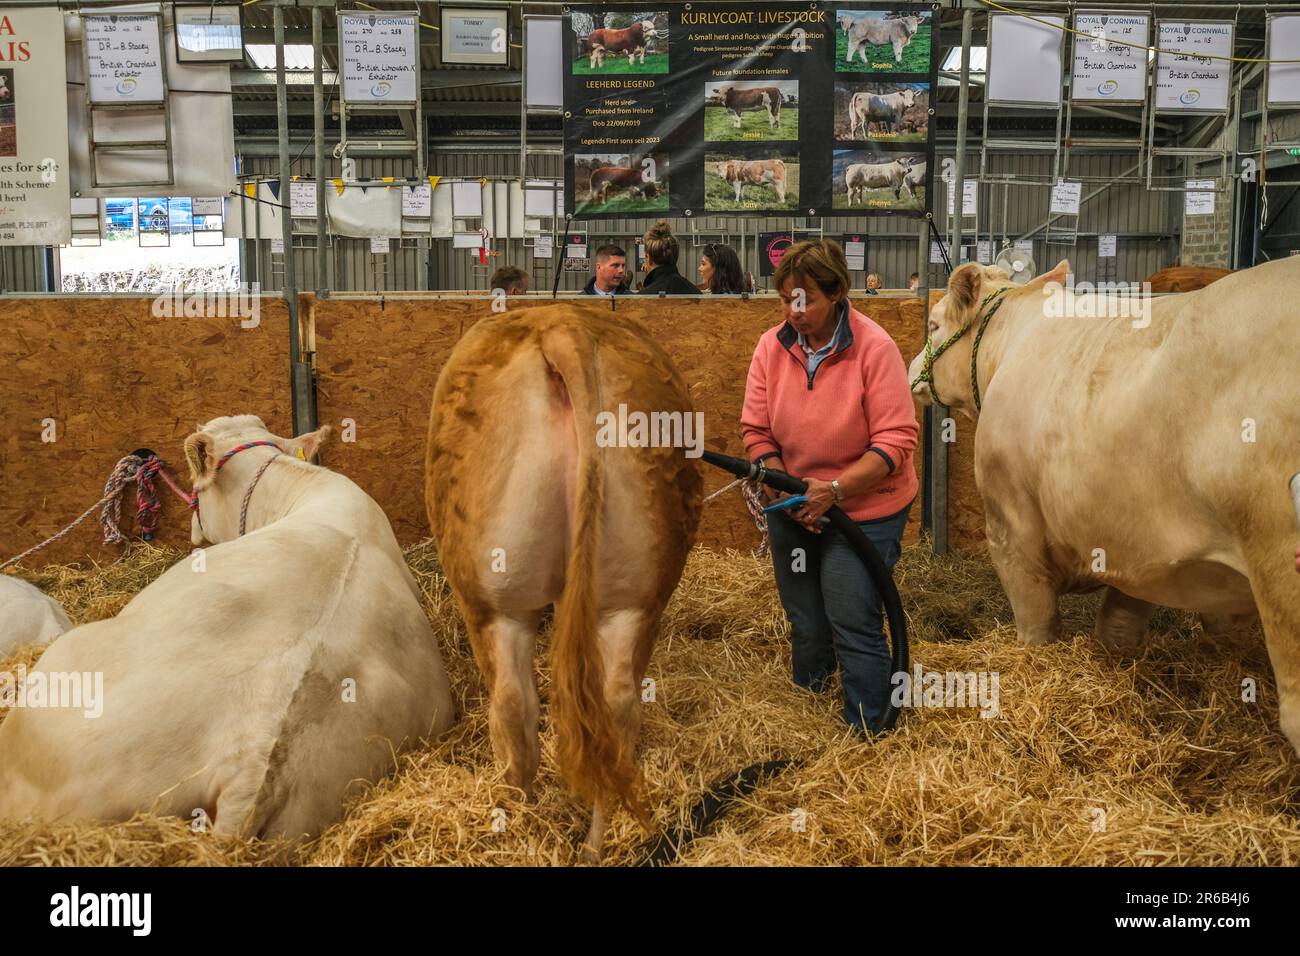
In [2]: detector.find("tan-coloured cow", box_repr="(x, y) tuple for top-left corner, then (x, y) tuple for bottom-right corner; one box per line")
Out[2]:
(425, 304), (701, 860)
(909, 259), (1300, 759)
(0, 415), (454, 838)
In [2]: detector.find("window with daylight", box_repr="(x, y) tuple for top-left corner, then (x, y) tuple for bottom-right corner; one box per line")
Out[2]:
(59, 197), (241, 293)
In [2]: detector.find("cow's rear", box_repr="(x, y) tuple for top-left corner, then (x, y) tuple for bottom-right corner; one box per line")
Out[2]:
(425, 305), (702, 859)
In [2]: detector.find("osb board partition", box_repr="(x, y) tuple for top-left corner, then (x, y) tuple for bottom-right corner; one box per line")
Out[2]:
(0, 298), (293, 568)
(311, 296), (986, 554)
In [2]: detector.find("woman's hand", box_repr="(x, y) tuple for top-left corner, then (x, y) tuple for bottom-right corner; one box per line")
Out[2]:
(793, 477), (836, 533)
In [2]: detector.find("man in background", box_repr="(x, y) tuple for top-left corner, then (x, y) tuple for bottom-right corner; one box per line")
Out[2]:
(489, 265), (529, 295)
(583, 244), (629, 295)
(908, 273), (920, 292)
(865, 273), (883, 295)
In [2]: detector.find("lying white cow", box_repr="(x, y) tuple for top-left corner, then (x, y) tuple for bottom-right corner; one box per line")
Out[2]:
(848, 88), (917, 139)
(0, 576), (72, 656)
(839, 14), (920, 66)
(0, 415), (454, 838)
(909, 259), (1300, 760)
(844, 159), (912, 205)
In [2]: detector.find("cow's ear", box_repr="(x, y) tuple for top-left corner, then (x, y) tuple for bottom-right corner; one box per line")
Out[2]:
(1041, 259), (1070, 287)
(947, 262), (982, 315)
(184, 431), (217, 485)
(287, 424), (331, 462)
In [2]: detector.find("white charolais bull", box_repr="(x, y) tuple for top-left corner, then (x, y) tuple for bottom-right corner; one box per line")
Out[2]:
(0, 576), (72, 656)
(909, 259), (1300, 759)
(0, 415), (454, 838)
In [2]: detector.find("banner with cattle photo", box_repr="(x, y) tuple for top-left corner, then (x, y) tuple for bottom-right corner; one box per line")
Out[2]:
(562, 2), (936, 219)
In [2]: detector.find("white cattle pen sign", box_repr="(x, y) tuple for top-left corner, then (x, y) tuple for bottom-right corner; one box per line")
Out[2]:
(0, 7), (71, 245)
(83, 12), (166, 104)
(339, 10), (419, 103)
(1071, 11), (1149, 103)
(1155, 20), (1233, 112)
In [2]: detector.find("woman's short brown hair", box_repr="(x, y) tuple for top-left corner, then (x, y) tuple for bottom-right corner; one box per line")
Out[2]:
(773, 239), (851, 301)
(643, 219), (679, 267)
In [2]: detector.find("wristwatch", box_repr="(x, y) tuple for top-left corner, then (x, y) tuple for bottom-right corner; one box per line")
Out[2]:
(831, 479), (844, 502)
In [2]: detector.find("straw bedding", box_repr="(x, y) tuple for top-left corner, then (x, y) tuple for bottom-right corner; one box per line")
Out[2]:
(2, 541), (1297, 866)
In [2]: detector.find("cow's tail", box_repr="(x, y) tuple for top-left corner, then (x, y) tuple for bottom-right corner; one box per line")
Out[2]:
(539, 324), (649, 825)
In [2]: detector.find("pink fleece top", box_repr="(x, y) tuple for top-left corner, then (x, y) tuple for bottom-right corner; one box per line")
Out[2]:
(741, 303), (919, 521)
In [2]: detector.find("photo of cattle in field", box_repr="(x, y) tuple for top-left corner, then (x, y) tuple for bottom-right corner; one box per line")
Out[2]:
(704, 81), (798, 142)
(833, 149), (926, 211)
(705, 154), (799, 212)
(835, 9), (932, 74)
(571, 10), (668, 75)
(0, 69), (15, 157)
(573, 152), (669, 215)
(834, 81), (928, 143)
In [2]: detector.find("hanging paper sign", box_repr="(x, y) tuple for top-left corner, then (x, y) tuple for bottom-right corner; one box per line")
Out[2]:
(1014, 238), (1034, 254)
(270, 236), (285, 253)
(929, 240), (949, 264)
(987, 14), (1065, 106)
(83, 13), (165, 104)
(192, 197), (224, 216)
(402, 182), (432, 217)
(370, 236), (390, 253)
(1184, 180), (1216, 215)
(339, 11), (419, 104)
(1155, 21), (1233, 112)
(947, 179), (977, 216)
(1072, 12), (1150, 102)
(843, 236), (865, 272)
(1050, 180), (1082, 215)
(1098, 233), (1117, 257)
(977, 239), (992, 264)
(290, 180), (318, 218)
(534, 234), (554, 259)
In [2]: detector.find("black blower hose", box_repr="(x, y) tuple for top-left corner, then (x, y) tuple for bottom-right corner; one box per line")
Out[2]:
(698, 449), (910, 733)
(637, 451), (910, 866)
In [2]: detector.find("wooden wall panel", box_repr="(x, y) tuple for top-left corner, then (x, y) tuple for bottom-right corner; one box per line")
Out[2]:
(311, 295), (970, 555)
(0, 297), (292, 568)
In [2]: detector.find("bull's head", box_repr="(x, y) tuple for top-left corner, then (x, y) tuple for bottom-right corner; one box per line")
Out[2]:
(714, 160), (731, 179)
(900, 16), (920, 37)
(837, 14), (854, 32)
(908, 261), (1069, 418)
(639, 19), (659, 39)
(184, 414), (331, 545)
(900, 88), (918, 108)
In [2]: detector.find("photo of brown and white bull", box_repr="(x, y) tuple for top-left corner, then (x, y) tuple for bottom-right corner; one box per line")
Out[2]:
(581, 18), (659, 69)
(848, 88), (918, 139)
(426, 304), (702, 861)
(713, 158), (788, 205)
(587, 164), (659, 206)
(715, 85), (784, 131)
(838, 13), (921, 67)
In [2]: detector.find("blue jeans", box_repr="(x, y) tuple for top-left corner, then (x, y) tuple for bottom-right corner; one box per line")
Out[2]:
(768, 501), (912, 733)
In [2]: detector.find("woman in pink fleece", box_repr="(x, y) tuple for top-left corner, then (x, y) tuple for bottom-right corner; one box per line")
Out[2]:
(742, 239), (919, 733)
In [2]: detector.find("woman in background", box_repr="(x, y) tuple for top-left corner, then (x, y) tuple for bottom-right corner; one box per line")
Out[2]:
(699, 243), (746, 294)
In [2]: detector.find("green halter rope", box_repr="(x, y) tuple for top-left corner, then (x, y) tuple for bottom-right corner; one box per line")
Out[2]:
(910, 287), (1012, 412)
